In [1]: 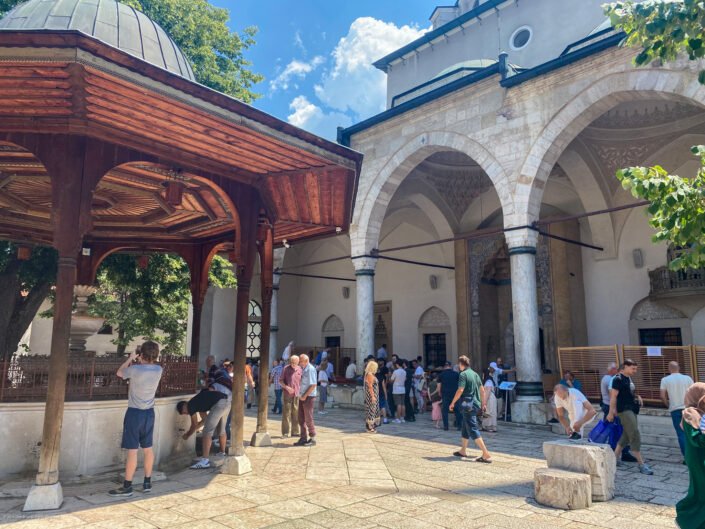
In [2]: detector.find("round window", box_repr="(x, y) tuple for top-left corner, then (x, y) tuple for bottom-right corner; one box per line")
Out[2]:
(510, 26), (532, 51)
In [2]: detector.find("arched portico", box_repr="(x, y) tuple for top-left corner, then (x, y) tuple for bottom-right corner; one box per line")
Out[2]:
(514, 67), (705, 228)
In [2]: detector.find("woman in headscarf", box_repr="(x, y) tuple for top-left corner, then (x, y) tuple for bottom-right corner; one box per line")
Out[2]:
(676, 382), (705, 529)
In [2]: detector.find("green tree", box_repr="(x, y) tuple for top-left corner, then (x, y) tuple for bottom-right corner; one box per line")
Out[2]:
(0, 243), (57, 360)
(604, 1), (705, 269)
(92, 253), (236, 355)
(0, 0), (263, 102)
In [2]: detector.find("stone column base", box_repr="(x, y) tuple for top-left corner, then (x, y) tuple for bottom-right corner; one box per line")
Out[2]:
(221, 455), (252, 476)
(250, 432), (272, 447)
(23, 482), (63, 511)
(511, 401), (550, 425)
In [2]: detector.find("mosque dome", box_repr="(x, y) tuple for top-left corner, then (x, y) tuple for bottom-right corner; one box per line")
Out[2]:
(0, 0), (195, 81)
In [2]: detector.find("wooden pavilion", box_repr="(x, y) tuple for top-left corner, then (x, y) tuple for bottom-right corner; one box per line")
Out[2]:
(0, 0), (361, 509)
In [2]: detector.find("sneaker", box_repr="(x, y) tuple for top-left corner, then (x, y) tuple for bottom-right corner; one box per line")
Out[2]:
(393, 418), (401, 424)
(293, 438), (308, 446)
(383, 418), (389, 424)
(305, 438), (317, 446)
(215, 452), (226, 457)
(568, 432), (582, 441)
(548, 418), (559, 424)
(401, 418), (406, 423)
(639, 464), (654, 475)
(141, 482), (152, 494)
(108, 486), (133, 497)
(616, 460), (626, 468)
(621, 452), (638, 463)
(190, 458), (211, 469)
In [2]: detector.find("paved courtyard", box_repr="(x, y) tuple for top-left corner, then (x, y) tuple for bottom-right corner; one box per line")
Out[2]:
(0, 407), (686, 529)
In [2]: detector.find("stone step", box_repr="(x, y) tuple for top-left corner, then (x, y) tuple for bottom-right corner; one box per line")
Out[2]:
(549, 420), (680, 449)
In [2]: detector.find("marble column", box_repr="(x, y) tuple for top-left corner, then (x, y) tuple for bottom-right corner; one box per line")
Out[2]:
(505, 228), (543, 402)
(353, 256), (377, 366)
(269, 248), (285, 366)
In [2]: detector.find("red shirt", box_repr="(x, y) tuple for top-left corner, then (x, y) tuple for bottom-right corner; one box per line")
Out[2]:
(280, 364), (302, 397)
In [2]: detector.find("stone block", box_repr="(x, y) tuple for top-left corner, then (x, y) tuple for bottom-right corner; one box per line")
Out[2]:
(23, 482), (63, 511)
(512, 401), (549, 425)
(250, 432), (272, 447)
(221, 455), (252, 476)
(543, 440), (615, 501)
(534, 468), (592, 510)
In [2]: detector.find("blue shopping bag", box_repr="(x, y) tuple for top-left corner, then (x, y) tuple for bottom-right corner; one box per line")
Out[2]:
(588, 418), (623, 450)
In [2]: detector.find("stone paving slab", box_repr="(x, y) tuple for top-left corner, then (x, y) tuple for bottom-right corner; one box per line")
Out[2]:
(0, 407), (685, 528)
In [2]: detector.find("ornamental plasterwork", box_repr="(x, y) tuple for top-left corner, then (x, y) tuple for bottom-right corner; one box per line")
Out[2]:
(536, 236), (553, 314)
(419, 306), (451, 328)
(469, 235), (505, 311)
(322, 314), (344, 333)
(419, 166), (493, 219)
(631, 298), (687, 321)
(591, 102), (701, 130)
(590, 139), (670, 187)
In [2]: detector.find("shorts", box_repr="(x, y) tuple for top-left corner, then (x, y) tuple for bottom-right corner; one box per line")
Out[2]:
(379, 393), (388, 411)
(461, 408), (482, 441)
(202, 398), (230, 438)
(617, 410), (641, 452)
(319, 385), (328, 404)
(121, 407), (155, 450)
(393, 394), (405, 407)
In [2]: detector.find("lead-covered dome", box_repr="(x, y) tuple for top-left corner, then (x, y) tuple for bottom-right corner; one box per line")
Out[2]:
(0, 0), (195, 80)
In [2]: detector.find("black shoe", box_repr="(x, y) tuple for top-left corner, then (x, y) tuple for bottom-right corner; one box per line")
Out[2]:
(293, 438), (308, 446)
(621, 453), (638, 463)
(443, 427), (449, 431)
(141, 482), (152, 494)
(305, 437), (317, 446)
(548, 418), (559, 424)
(247, 404), (252, 409)
(569, 432), (582, 441)
(108, 486), (133, 497)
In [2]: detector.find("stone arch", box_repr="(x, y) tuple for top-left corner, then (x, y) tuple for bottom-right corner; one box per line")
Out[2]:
(322, 314), (345, 348)
(417, 306), (452, 368)
(322, 314), (345, 333)
(514, 67), (705, 227)
(418, 306), (451, 328)
(351, 131), (512, 255)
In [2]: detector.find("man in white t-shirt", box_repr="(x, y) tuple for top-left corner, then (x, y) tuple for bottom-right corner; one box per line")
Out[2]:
(553, 384), (596, 440)
(390, 360), (407, 423)
(660, 361), (694, 457)
(345, 360), (358, 379)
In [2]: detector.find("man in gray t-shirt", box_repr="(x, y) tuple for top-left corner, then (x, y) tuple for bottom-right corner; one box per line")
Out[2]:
(109, 341), (163, 497)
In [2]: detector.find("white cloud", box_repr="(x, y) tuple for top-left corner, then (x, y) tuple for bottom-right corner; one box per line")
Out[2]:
(314, 17), (426, 119)
(270, 56), (325, 91)
(293, 30), (306, 55)
(287, 95), (352, 139)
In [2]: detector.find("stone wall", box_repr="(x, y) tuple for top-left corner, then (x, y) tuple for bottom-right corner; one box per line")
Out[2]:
(0, 396), (194, 481)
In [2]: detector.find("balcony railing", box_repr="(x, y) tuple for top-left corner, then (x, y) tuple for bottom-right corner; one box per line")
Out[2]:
(649, 266), (705, 296)
(0, 353), (198, 402)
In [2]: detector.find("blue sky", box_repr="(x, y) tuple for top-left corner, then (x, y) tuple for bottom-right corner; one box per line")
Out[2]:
(211, 1), (433, 139)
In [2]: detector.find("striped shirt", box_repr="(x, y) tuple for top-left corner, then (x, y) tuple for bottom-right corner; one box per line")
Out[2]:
(271, 364), (283, 390)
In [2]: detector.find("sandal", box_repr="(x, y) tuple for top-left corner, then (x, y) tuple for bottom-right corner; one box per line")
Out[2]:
(453, 451), (468, 458)
(474, 457), (492, 464)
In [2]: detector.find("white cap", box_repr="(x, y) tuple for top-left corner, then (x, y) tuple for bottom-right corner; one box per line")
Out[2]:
(489, 362), (498, 370)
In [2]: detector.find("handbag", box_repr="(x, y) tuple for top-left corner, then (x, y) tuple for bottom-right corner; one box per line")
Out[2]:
(588, 417), (623, 450)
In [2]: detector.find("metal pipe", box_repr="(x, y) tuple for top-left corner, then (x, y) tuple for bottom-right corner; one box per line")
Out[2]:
(279, 271), (356, 282)
(377, 255), (455, 270)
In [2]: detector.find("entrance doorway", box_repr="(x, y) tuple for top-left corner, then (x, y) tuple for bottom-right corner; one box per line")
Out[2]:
(423, 333), (447, 368)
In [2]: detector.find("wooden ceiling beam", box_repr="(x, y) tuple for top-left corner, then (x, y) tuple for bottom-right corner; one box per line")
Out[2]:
(188, 190), (218, 221)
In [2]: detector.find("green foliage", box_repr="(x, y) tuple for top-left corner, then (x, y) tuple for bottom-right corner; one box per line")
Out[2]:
(605, 0), (705, 83)
(617, 146), (705, 270)
(92, 253), (235, 355)
(0, 0), (263, 101)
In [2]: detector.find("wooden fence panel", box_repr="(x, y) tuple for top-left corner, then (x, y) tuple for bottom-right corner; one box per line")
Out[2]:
(557, 346), (620, 402)
(622, 345), (696, 406)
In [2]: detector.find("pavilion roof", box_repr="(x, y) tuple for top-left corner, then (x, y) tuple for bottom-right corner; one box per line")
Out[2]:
(0, 30), (362, 248)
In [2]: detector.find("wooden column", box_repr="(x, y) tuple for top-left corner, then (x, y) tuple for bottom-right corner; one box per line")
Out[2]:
(225, 201), (258, 468)
(25, 135), (96, 510)
(252, 222), (273, 446)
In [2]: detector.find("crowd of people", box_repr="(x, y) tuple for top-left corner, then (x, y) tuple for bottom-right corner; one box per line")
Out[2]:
(109, 339), (705, 526)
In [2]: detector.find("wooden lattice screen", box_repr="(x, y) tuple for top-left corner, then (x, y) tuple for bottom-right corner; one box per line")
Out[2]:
(622, 346), (696, 406)
(557, 346), (620, 402)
